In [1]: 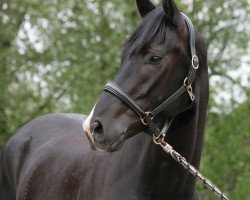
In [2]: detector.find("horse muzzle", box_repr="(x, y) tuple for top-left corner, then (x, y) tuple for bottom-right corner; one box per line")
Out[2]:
(83, 110), (126, 152)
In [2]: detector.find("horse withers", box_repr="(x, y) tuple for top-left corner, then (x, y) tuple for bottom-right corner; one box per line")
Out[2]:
(0, 0), (208, 199)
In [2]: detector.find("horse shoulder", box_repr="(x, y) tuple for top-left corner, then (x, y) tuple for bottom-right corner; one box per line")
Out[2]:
(0, 113), (94, 199)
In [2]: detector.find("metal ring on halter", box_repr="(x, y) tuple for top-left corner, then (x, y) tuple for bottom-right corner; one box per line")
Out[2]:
(183, 77), (189, 87)
(140, 111), (154, 126)
(192, 55), (199, 69)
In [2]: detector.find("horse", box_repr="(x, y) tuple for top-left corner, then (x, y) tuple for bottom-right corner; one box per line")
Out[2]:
(0, 0), (208, 199)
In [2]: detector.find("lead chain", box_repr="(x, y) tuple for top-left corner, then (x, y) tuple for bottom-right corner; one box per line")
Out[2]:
(155, 139), (229, 200)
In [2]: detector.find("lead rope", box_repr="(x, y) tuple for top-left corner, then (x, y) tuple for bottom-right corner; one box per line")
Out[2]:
(153, 135), (229, 200)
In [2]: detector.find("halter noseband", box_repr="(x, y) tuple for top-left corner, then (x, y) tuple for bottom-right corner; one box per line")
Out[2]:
(104, 12), (199, 139)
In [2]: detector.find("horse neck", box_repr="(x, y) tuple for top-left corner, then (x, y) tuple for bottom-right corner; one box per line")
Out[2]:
(133, 101), (207, 198)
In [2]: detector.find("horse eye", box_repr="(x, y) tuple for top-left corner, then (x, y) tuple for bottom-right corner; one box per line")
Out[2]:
(148, 55), (163, 65)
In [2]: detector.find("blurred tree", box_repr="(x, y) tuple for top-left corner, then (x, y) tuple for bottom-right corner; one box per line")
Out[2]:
(0, 0), (140, 144)
(198, 96), (250, 199)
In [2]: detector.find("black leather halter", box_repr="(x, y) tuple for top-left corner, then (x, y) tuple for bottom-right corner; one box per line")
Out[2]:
(104, 12), (199, 139)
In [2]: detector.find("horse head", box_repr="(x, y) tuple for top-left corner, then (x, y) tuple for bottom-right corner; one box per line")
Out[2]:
(83, 0), (207, 152)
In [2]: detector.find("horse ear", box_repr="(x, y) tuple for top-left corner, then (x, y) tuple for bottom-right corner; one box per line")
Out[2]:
(162, 0), (178, 26)
(136, 0), (156, 18)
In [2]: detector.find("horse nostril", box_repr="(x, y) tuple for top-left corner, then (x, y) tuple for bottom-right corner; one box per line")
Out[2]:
(91, 121), (104, 137)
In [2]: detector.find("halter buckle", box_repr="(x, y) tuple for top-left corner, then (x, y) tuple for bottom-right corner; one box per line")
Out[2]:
(140, 111), (154, 126)
(184, 78), (195, 101)
(153, 133), (166, 146)
(187, 86), (195, 101)
(192, 55), (199, 69)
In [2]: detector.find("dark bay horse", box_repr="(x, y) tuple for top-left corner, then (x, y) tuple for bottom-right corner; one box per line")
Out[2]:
(0, 0), (208, 199)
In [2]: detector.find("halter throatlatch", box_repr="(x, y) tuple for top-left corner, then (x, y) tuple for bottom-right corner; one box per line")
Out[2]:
(104, 12), (199, 139)
(103, 12), (229, 200)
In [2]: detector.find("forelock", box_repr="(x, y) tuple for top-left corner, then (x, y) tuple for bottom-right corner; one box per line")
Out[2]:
(122, 7), (169, 56)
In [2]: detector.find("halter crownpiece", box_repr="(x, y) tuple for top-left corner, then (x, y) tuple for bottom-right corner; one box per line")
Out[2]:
(104, 12), (198, 138)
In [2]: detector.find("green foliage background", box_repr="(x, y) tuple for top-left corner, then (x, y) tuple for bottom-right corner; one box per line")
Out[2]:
(0, 0), (249, 199)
